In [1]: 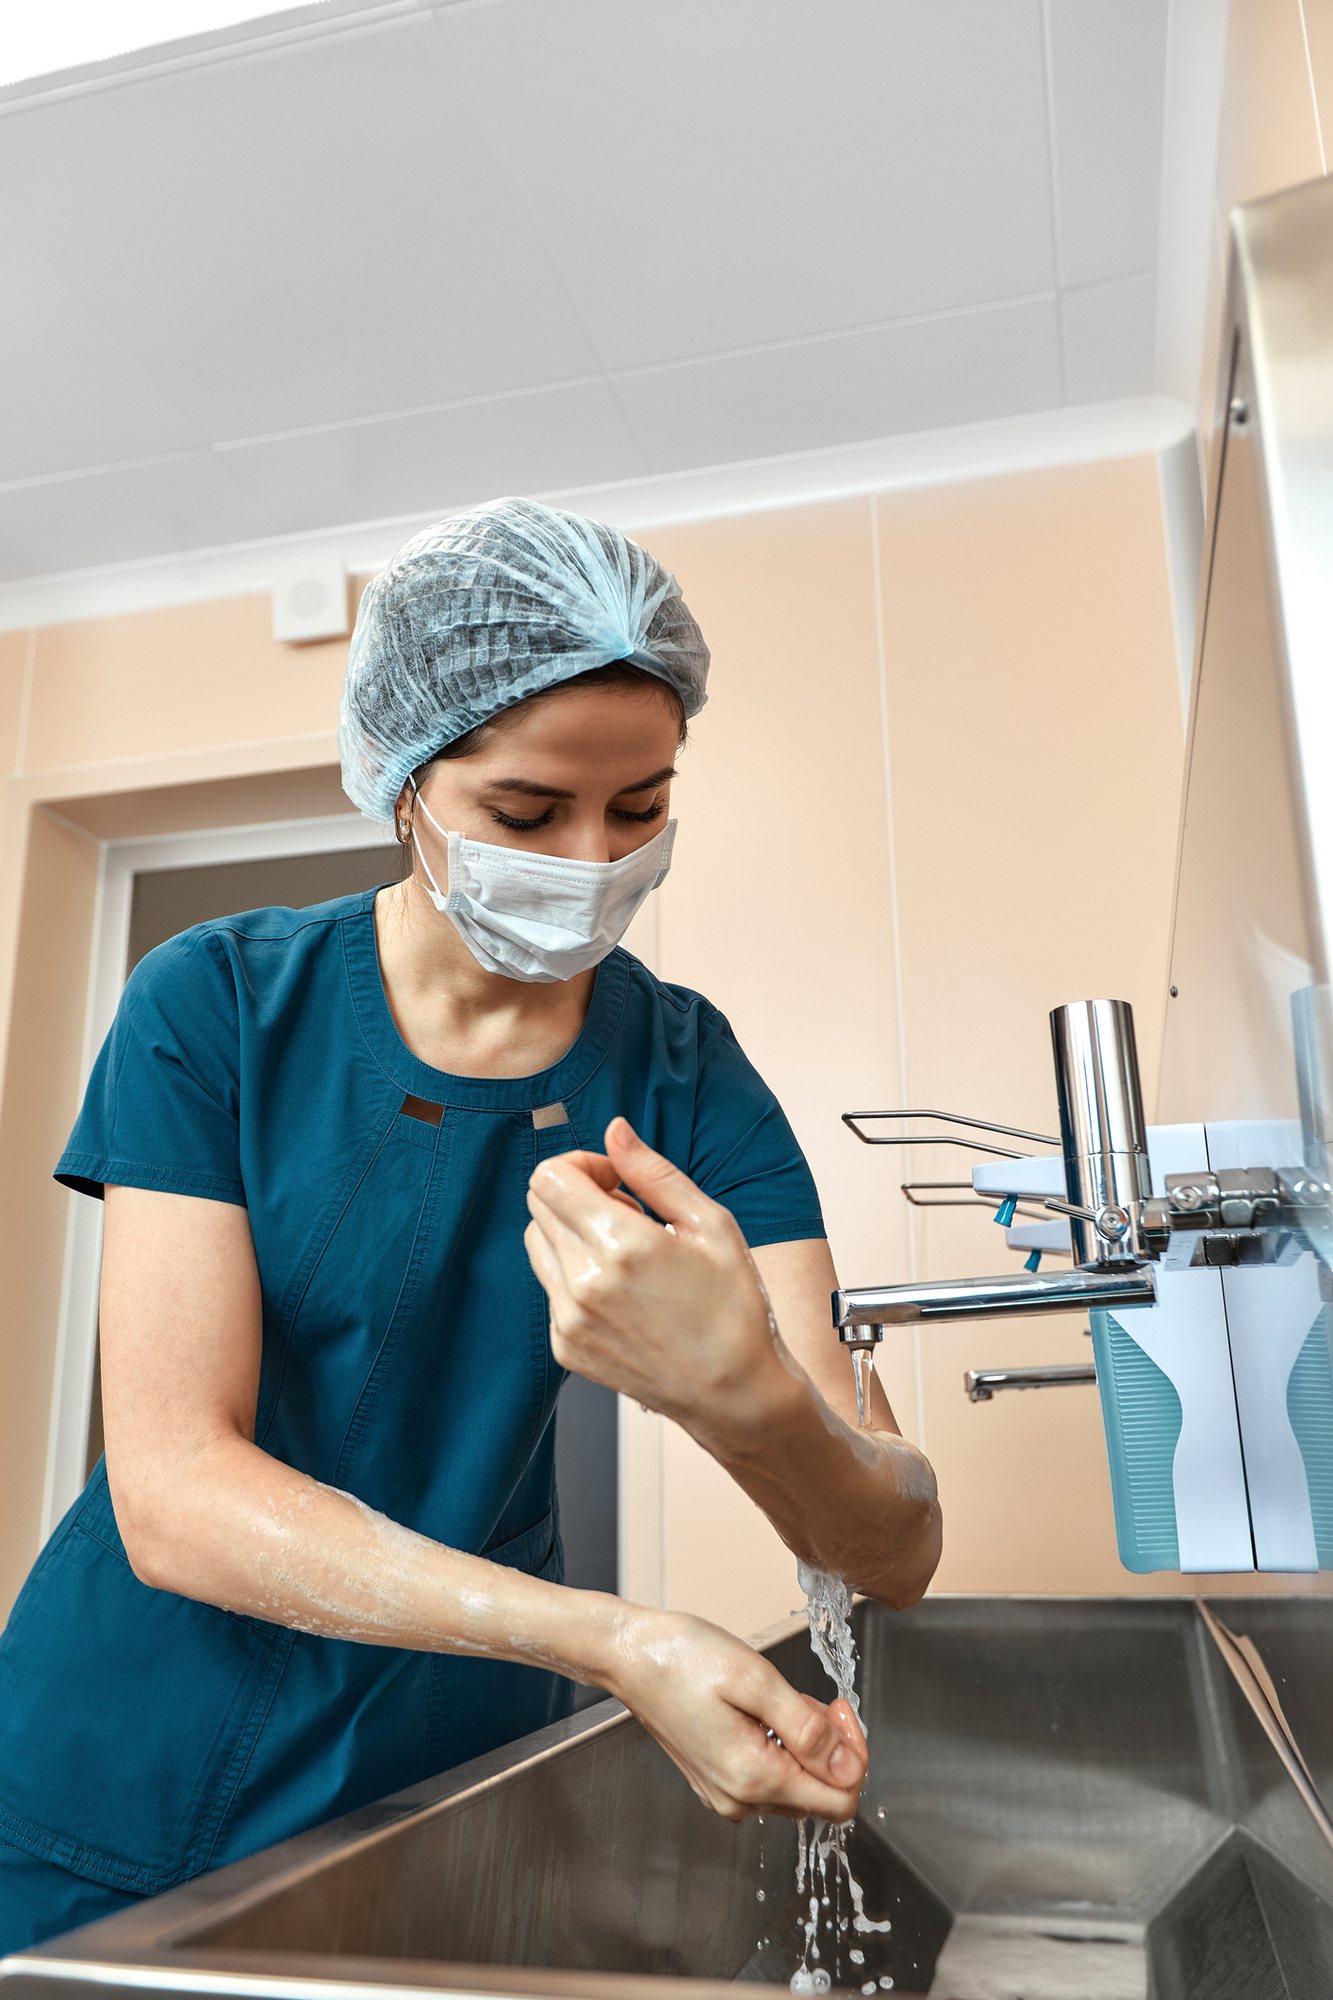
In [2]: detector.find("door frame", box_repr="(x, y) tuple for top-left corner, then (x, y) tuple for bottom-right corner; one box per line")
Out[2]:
(44, 810), (667, 1604)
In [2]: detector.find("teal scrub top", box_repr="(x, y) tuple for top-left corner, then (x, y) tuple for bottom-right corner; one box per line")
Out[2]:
(0, 882), (825, 1899)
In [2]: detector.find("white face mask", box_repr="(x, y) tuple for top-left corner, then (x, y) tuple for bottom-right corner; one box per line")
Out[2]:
(408, 784), (677, 983)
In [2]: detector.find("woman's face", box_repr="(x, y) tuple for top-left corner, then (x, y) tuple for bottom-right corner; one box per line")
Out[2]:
(402, 684), (682, 873)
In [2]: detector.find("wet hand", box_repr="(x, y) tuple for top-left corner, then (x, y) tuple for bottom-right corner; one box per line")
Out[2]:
(523, 1117), (777, 1429)
(610, 1607), (867, 1823)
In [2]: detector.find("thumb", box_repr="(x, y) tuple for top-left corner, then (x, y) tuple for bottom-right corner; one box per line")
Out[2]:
(605, 1117), (709, 1230)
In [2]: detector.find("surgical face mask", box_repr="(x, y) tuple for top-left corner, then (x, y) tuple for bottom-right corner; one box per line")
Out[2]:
(408, 785), (676, 983)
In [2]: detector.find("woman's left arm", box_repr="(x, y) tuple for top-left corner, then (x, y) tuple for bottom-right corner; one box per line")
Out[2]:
(525, 1120), (941, 1609)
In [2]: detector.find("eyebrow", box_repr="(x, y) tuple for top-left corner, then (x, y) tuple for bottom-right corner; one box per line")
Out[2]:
(485, 765), (677, 801)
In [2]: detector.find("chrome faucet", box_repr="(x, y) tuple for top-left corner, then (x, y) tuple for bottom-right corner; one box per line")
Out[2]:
(832, 994), (1332, 1373)
(833, 1000), (1160, 1339)
(834, 1262), (1157, 1333)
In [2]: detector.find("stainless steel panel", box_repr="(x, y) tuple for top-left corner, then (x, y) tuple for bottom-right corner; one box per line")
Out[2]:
(854, 1598), (1227, 1917)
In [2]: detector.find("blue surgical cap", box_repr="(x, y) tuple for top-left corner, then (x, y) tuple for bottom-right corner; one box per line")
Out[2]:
(338, 496), (710, 822)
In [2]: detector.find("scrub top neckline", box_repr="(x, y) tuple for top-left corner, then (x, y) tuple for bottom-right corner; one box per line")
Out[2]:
(342, 881), (628, 1110)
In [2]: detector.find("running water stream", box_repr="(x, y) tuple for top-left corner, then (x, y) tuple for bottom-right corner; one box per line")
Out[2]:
(851, 1347), (877, 1429)
(784, 1348), (893, 1993)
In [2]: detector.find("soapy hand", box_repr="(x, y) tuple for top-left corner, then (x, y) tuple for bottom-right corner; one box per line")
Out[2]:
(609, 1605), (868, 1823)
(523, 1117), (775, 1433)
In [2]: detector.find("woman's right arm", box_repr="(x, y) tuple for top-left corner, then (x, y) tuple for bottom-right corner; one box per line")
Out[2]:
(98, 1184), (867, 1824)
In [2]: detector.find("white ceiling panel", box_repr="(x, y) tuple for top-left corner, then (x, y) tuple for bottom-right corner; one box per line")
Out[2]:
(216, 379), (652, 537)
(0, 211), (209, 478)
(0, 0), (1179, 592)
(444, 0), (1057, 373)
(0, 9), (602, 441)
(615, 297), (1063, 473)
(1046, 0), (1168, 288)
(1061, 273), (1157, 403)
(0, 451), (258, 582)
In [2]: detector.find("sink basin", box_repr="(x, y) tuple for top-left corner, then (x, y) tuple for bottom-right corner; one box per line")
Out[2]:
(5, 1597), (1333, 2000)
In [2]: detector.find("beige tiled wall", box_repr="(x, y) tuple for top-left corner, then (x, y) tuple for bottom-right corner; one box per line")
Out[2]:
(0, 451), (1203, 1628)
(642, 462), (1191, 1631)
(646, 502), (911, 1638)
(874, 458), (1186, 1597)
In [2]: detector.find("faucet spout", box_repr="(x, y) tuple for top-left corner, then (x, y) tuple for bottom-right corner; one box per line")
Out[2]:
(833, 1264), (1156, 1329)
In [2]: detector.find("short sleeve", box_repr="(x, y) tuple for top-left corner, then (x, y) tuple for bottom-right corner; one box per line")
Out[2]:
(688, 1004), (826, 1249)
(53, 929), (246, 1207)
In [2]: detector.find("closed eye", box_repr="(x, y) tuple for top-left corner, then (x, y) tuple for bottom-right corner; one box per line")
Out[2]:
(490, 798), (667, 833)
(489, 808), (555, 831)
(612, 799), (667, 824)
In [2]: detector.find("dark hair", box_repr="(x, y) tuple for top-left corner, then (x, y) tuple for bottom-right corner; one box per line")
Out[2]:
(395, 660), (688, 882)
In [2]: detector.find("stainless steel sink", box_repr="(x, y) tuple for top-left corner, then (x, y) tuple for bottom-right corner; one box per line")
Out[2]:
(5, 1597), (1333, 2000)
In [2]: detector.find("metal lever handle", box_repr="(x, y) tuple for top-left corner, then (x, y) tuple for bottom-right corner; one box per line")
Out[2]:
(843, 1108), (1060, 1160)
(901, 1179), (1054, 1216)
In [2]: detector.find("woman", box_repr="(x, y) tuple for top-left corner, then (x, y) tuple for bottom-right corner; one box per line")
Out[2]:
(0, 498), (940, 1955)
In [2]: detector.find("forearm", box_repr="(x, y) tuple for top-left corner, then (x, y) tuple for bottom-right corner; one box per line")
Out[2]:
(115, 1436), (625, 1684)
(688, 1349), (942, 1608)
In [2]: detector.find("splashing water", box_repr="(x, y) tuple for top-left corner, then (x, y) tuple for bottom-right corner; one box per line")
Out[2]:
(800, 1564), (862, 1720)
(787, 1561), (892, 1992)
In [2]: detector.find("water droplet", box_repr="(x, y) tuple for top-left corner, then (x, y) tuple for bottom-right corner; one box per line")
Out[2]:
(862, 1984), (877, 1995)
(875, 1805), (886, 1820)
(879, 1979), (895, 1990)
(756, 1889), (766, 1903)
(849, 1950), (865, 1966)
(811, 1973), (831, 1994)
(820, 1895), (831, 1908)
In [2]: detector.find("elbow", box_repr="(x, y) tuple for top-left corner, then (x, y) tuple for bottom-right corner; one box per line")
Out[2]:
(108, 1433), (243, 1594)
(109, 1476), (184, 1594)
(866, 1496), (943, 1612)
(121, 1515), (179, 1593)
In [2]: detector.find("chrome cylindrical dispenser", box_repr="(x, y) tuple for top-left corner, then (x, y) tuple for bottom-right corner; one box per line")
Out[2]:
(1049, 999), (1152, 1265)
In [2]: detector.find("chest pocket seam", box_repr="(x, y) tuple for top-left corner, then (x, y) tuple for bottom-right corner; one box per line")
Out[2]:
(330, 1112), (456, 1487)
(255, 1116), (408, 1453)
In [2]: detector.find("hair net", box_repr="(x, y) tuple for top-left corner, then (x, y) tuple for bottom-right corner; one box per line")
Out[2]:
(338, 496), (710, 821)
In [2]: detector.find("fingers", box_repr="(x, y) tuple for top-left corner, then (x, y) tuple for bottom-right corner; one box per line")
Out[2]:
(523, 1218), (576, 1315)
(536, 1149), (623, 1194)
(828, 1696), (865, 1755)
(741, 1722), (864, 1824)
(793, 1691), (869, 1793)
(727, 1671), (867, 1823)
(526, 1184), (592, 1268)
(528, 1152), (658, 1256)
(603, 1117), (713, 1232)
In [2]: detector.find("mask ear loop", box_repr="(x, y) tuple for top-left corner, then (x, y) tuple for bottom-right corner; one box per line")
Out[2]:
(403, 770), (452, 910)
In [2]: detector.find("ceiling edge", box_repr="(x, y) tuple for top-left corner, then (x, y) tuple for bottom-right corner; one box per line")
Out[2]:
(0, 395), (1195, 633)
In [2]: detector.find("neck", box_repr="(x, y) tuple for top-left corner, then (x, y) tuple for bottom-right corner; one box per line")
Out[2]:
(373, 873), (595, 1071)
